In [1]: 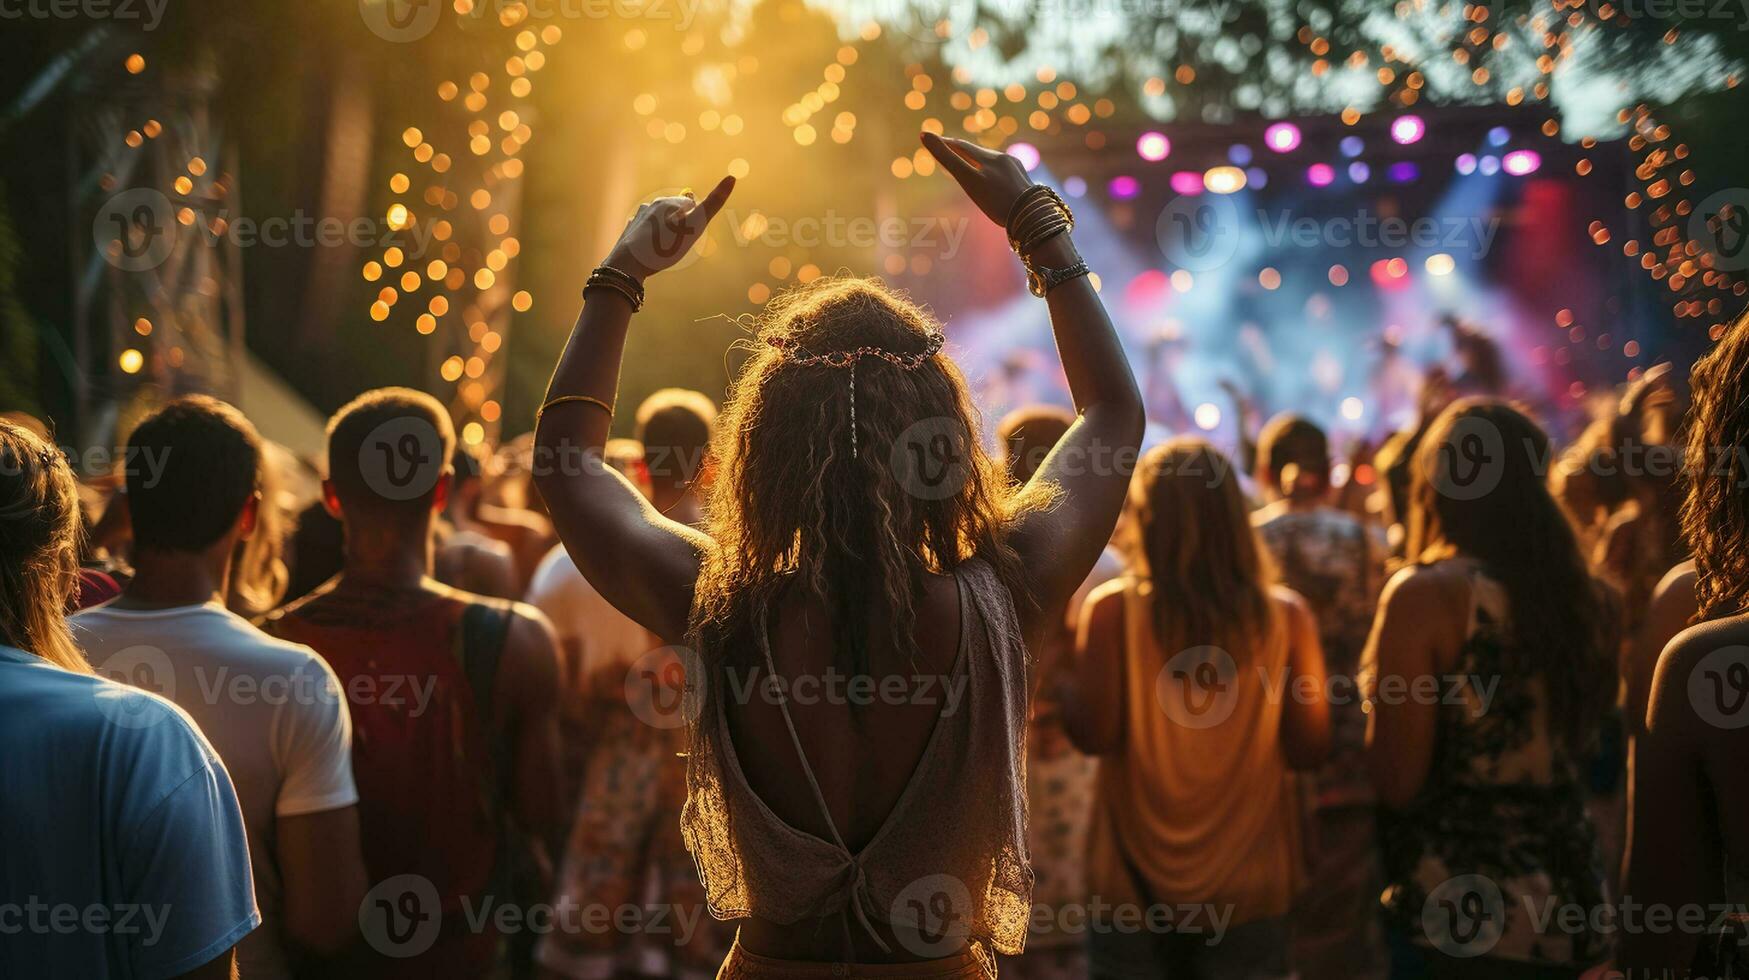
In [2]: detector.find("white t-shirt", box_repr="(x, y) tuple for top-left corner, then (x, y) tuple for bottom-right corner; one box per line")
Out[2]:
(72, 602), (357, 980)
(526, 543), (653, 688)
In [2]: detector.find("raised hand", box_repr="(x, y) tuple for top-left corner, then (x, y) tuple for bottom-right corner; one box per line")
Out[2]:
(920, 132), (1032, 228)
(1619, 361), (1675, 419)
(605, 176), (735, 281)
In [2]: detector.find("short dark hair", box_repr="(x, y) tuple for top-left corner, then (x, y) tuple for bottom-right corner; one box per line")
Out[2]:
(997, 405), (1073, 485)
(128, 395), (262, 552)
(326, 387), (456, 517)
(1256, 412), (1330, 497)
(451, 443), (484, 491)
(635, 389), (716, 485)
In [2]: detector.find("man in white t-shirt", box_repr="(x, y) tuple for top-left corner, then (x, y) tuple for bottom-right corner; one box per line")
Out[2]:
(73, 396), (367, 979)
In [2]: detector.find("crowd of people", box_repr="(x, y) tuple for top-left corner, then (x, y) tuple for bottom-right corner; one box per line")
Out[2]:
(1, 132), (1746, 980)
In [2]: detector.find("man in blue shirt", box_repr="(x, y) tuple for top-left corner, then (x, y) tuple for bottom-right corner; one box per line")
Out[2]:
(0, 643), (260, 978)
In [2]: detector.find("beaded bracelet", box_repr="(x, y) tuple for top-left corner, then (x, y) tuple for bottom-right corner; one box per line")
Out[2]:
(583, 265), (646, 312)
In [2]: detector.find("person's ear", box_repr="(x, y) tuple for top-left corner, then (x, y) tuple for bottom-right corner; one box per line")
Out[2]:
(432, 467), (452, 513)
(237, 492), (260, 540)
(322, 479), (343, 520)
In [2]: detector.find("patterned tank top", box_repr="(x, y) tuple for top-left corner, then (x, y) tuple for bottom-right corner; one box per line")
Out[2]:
(1376, 562), (1608, 966)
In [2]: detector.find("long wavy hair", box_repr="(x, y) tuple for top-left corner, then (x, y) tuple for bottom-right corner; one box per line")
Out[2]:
(692, 276), (1049, 676)
(1405, 398), (1612, 753)
(1682, 309), (1749, 622)
(0, 420), (87, 673)
(1128, 438), (1277, 659)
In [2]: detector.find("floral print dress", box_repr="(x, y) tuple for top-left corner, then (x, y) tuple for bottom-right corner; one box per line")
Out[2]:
(1375, 564), (1609, 968)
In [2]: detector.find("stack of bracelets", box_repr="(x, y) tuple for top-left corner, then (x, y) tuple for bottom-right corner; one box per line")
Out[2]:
(1005, 184), (1090, 297)
(583, 264), (646, 311)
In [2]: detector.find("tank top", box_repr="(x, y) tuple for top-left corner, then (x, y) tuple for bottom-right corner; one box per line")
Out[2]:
(263, 592), (514, 979)
(681, 558), (1033, 978)
(1085, 577), (1301, 924)
(1376, 563), (1608, 966)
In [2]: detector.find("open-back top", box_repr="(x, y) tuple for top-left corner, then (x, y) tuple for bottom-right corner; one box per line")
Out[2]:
(680, 557), (1033, 977)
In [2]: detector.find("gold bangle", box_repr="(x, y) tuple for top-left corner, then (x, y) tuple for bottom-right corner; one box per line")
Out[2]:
(1008, 197), (1062, 243)
(537, 394), (614, 420)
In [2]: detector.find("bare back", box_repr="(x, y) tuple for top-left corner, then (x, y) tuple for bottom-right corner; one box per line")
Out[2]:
(730, 573), (965, 854)
(1627, 613), (1749, 968)
(728, 574), (966, 960)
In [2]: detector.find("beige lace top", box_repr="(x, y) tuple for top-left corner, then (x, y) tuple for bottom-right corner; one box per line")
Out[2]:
(680, 558), (1034, 977)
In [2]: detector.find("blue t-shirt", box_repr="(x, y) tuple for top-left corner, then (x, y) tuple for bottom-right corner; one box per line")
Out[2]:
(0, 644), (260, 978)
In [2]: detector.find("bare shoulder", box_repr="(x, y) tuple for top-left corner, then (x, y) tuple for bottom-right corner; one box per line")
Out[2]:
(1085, 575), (1130, 610)
(1078, 577), (1128, 639)
(1652, 559), (1699, 605)
(1649, 614), (1749, 736)
(1656, 616), (1749, 693)
(505, 600), (559, 653)
(1269, 583), (1311, 617)
(1380, 560), (1463, 609)
(498, 601), (560, 700)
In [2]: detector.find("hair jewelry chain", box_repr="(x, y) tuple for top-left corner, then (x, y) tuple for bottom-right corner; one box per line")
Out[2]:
(764, 332), (945, 458)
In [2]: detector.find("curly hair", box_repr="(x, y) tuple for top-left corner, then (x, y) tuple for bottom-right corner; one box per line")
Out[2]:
(1682, 309), (1749, 622)
(691, 275), (1052, 677)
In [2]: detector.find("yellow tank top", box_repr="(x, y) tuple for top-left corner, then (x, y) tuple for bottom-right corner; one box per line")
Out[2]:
(1085, 577), (1302, 924)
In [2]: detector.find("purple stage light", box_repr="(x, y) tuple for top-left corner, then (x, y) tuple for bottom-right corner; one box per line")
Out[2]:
(1455, 153), (1478, 175)
(1108, 175), (1140, 199)
(1228, 144), (1253, 165)
(1340, 135), (1364, 157)
(1348, 161), (1370, 183)
(1007, 142), (1041, 172)
(1387, 161), (1419, 183)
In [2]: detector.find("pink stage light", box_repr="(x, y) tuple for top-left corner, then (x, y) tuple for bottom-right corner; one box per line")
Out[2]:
(1108, 175), (1140, 199)
(1007, 142), (1041, 172)
(1390, 114), (1426, 145)
(1370, 257), (1410, 289)
(1137, 131), (1171, 162)
(1169, 171), (1205, 195)
(1306, 163), (1335, 186)
(1502, 149), (1542, 175)
(1264, 122), (1301, 153)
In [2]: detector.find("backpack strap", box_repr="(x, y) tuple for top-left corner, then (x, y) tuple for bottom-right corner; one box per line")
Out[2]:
(459, 599), (515, 735)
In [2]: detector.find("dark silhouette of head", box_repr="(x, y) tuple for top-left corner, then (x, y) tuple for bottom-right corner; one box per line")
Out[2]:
(635, 388), (717, 496)
(127, 396), (262, 555)
(997, 405), (1073, 486)
(1256, 412), (1330, 502)
(323, 387), (456, 532)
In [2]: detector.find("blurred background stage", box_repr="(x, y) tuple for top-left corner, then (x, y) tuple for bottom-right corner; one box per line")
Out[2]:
(1, 0), (1746, 465)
